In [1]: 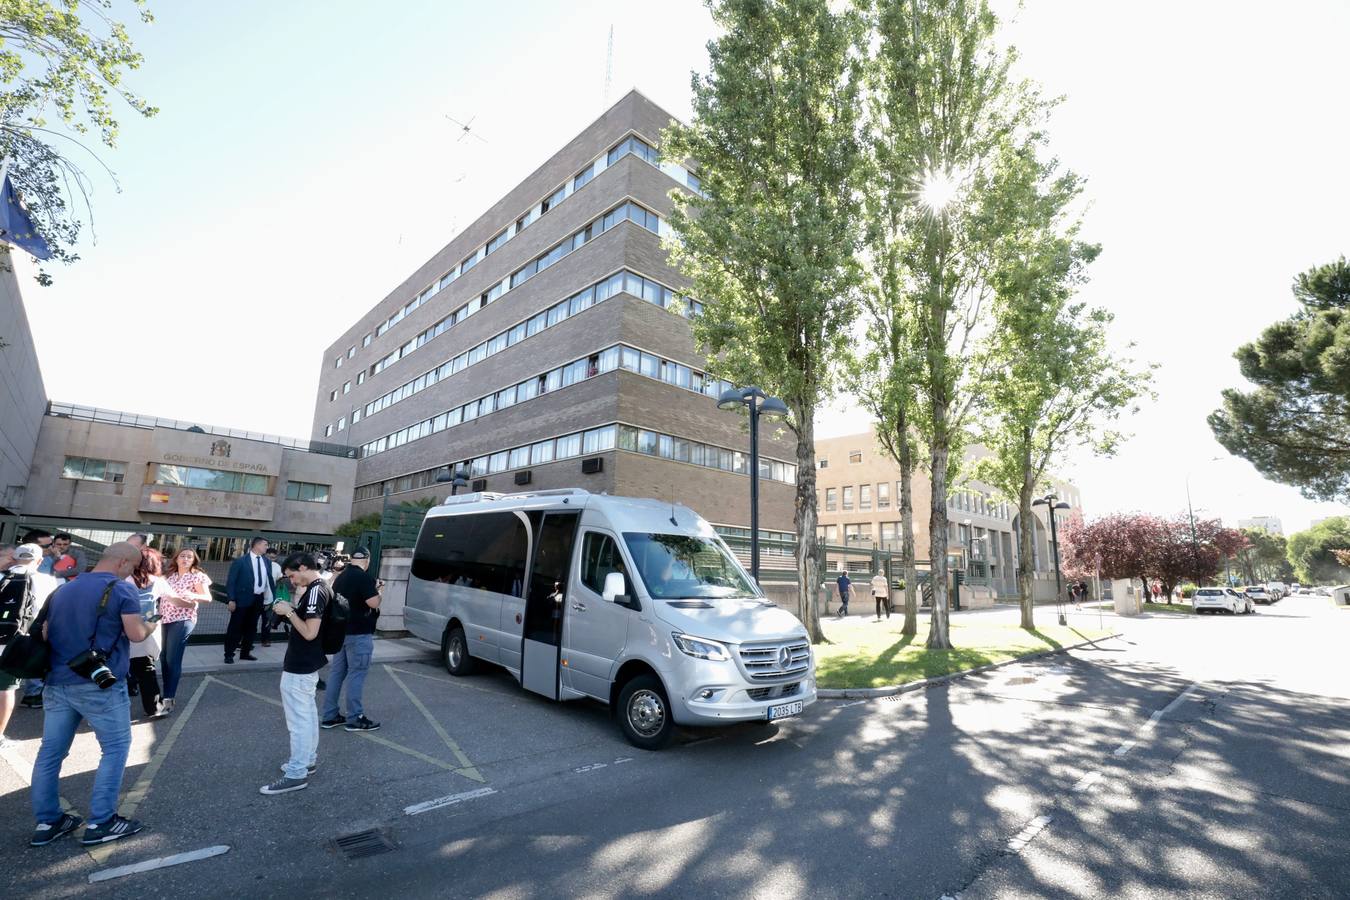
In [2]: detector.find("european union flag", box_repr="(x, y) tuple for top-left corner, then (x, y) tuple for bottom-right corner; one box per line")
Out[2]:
(0, 172), (51, 260)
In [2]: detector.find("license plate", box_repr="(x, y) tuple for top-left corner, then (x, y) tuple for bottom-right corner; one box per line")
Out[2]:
(767, 700), (803, 721)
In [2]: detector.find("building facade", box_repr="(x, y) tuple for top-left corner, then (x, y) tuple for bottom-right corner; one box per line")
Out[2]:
(20, 402), (357, 539)
(0, 252), (47, 515)
(312, 90), (796, 536)
(1237, 516), (1284, 536)
(814, 429), (1083, 598)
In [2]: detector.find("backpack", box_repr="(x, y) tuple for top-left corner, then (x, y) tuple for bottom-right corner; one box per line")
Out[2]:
(319, 588), (350, 655)
(0, 571), (36, 643)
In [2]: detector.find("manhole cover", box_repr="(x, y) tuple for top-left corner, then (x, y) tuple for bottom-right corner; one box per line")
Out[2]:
(333, 829), (397, 860)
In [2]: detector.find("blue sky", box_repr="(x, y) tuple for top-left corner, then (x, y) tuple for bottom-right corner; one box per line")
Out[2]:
(16, 0), (1350, 532)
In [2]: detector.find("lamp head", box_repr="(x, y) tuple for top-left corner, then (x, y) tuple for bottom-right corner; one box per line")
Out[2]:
(1031, 498), (1047, 508)
(1053, 501), (1071, 511)
(717, 387), (746, 411)
(759, 396), (789, 420)
(434, 466), (452, 484)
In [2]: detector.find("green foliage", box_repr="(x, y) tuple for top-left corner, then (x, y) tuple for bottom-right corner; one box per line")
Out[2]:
(1286, 517), (1350, 585)
(663, 0), (867, 642)
(334, 496), (436, 540)
(1209, 258), (1350, 501)
(0, 0), (157, 281)
(1234, 527), (1293, 584)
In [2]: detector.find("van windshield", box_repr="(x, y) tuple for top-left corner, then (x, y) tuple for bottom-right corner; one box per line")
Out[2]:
(622, 533), (757, 600)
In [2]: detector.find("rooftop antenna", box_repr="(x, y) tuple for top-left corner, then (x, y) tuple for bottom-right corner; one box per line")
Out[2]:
(604, 25), (614, 105)
(670, 500), (678, 528)
(445, 114), (487, 143)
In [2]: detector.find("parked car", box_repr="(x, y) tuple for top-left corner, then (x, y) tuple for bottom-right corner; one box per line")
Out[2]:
(1244, 586), (1273, 604)
(1193, 587), (1252, 615)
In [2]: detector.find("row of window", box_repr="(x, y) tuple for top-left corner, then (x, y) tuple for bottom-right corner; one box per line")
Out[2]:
(61, 456), (127, 484)
(152, 464), (270, 496)
(362, 200), (662, 383)
(334, 132), (701, 371)
(353, 422), (797, 502)
(825, 482), (894, 512)
(817, 450), (864, 469)
(353, 269), (704, 428)
(284, 480), (331, 503)
(357, 339), (739, 460)
(948, 490), (1011, 520)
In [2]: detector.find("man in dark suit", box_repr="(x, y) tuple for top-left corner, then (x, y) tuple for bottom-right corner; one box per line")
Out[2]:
(224, 537), (274, 664)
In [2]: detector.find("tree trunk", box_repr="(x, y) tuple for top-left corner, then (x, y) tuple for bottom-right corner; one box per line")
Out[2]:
(792, 405), (825, 643)
(1139, 577), (1150, 605)
(898, 407), (919, 637)
(1017, 442), (1036, 631)
(927, 440), (953, 650)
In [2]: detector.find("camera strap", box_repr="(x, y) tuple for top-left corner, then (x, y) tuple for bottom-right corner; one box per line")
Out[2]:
(68, 579), (120, 656)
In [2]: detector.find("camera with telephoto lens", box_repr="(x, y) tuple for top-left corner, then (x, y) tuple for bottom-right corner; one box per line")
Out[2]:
(67, 648), (118, 689)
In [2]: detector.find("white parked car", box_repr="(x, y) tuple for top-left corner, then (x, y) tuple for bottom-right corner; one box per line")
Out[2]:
(1244, 586), (1273, 604)
(1192, 587), (1253, 615)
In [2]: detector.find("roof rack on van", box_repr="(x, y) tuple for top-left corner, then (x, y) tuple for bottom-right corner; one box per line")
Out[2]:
(439, 491), (506, 506)
(438, 488), (591, 507)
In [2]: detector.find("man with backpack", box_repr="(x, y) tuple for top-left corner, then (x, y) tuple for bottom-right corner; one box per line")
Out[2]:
(321, 548), (382, 733)
(0, 544), (59, 748)
(261, 552), (336, 796)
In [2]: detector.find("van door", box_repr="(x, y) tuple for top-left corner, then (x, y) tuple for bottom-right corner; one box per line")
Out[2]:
(565, 530), (633, 699)
(520, 511), (579, 700)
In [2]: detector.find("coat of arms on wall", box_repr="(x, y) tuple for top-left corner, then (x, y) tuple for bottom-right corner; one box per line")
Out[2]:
(210, 439), (232, 458)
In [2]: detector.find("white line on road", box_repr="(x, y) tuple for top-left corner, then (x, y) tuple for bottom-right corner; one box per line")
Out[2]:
(574, 763), (608, 774)
(1114, 681), (1200, 757)
(839, 699), (868, 708)
(1073, 771), (1104, 792)
(1113, 740), (1137, 757)
(404, 786), (497, 817)
(1006, 814), (1053, 853)
(88, 845), (230, 883)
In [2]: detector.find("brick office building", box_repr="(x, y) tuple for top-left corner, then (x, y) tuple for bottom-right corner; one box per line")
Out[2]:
(312, 90), (797, 538)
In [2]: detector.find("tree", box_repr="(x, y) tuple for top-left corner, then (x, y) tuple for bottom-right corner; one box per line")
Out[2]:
(866, 0), (1040, 648)
(973, 142), (1150, 629)
(664, 0), (865, 643)
(1148, 517), (1244, 600)
(1287, 517), (1350, 584)
(1061, 512), (1160, 598)
(334, 497), (436, 540)
(1234, 528), (1292, 584)
(1210, 258), (1350, 501)
(0, 0), (157, 283)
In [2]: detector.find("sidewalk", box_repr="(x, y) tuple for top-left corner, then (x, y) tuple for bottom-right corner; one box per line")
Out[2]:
(182, 636), (439, 675)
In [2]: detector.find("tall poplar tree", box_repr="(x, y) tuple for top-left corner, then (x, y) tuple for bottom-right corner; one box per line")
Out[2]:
(974, 142), (1150, 629)
(665, 0), (865, 643)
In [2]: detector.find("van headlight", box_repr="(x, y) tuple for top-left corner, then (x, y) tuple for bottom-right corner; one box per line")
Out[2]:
(672, 633), (731, 661)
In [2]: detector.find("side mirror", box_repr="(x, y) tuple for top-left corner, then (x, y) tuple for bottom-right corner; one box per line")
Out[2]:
(603, 571), (636, 608)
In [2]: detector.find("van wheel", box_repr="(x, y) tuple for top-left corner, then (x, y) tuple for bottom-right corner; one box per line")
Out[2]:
(618, 675), (674, 751)
(443, 625), (477, 676)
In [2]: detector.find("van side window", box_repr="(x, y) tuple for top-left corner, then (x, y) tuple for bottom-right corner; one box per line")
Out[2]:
(580, 532), (628, 598)
(412, 512), (528, 596)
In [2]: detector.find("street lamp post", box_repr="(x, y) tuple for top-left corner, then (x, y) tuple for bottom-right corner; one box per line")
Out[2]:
(435, 465), (470, 496)
(1032, 494), (1072, 626)
(717, 386), (789, 585)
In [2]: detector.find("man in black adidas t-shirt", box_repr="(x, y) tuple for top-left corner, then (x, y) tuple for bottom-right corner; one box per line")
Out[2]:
(260, 552), (330, 796)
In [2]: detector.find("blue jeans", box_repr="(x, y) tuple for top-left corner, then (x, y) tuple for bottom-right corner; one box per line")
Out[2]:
(22, 677), (44, 697)
(31, 682), (132, 826)
(160, 619), (195, 700)
(322, 634), (374, 720)
(279, 671), (319, 780)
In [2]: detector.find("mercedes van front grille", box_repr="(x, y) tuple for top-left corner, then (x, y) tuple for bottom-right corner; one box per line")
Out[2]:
(738, 641), (810, 682)
(747, 682), (802, 701)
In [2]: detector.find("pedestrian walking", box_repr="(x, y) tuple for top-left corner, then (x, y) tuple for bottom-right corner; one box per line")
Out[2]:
(159, 548), (212, 714)
(224, 537), (273, 664)
(836, 572), (851, 618)
(871, 571), (890, 620)
(30, 542), (157, 847)
(261, 552), (330, 796)
(126, 548), (171, 720)
(322, 549), (383, 733)
(0, 543), (59, 747)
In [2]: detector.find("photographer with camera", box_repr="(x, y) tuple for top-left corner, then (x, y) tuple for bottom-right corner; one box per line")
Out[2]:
(29, 542), (157, 847)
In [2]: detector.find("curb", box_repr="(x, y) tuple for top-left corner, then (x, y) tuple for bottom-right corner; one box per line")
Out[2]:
(816, 632), (1123, 700)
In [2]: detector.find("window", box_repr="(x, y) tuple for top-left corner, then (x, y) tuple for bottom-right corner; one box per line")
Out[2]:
(842, 486), (854, 511)
(347, 346), (355, 359)
(411, 512), (528, 597)
(580, 532), (628, 597)
(343, 381), (351, 395)
(818, 458), (829, 469)
(153, 464), (268, 495)
(61, 456), (126, 484)
(324, 425), (333, 437)
(572, 165), (594, 191)
(329, 389), (337, 402)
(357, 371), (365, 385)
(285, 481), (331, 503)
(335, 357), (343, 369)
(337, 416), (347, 431)
(859, 484), (872, 511)
(556, 433), (581, 458)
(848, 450), (862, 464)
(825, 487), (837, 512)
(362, 333), (372, 347)
(877, 482), (890, 510)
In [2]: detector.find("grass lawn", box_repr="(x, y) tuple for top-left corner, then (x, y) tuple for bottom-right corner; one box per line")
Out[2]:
(813, 616), (1114, 690)
(1142, 601), (1195, 614)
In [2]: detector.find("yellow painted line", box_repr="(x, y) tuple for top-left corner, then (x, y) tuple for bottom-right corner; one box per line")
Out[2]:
(210, 671), (482, 781)
(118, 675), (211, 819)
(387, 664), (512, 697)
(0, 717), (111, 865)
(384, 665), (484, 783)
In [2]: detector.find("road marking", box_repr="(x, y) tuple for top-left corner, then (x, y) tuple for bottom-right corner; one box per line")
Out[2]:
(403, 786), (497, 817)
(387, 664), (515, 697)
(88, 844), (230, 883)
(1073, 771), (1103, 792)
(839, 699), (868, 708)
(573, 763), (608, 774)
(384, 665), (484, 782)
(614, 757), (633, 765)
(2, 726), (111, 865)
(206, 674), (282, 708)
(119, 675), (210, 819)
(1005, 814), (1053, 853)
(1114, 682), (1200, 757)
(1113, 740), (1137, 757)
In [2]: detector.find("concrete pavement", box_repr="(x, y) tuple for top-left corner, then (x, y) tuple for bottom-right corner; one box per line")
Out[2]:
(181, 635), (439, 675)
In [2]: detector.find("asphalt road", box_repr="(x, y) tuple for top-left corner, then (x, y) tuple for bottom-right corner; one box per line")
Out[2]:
(1, 595), (1346, 899)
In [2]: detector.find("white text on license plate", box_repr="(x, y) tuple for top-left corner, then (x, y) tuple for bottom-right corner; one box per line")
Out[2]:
(767, 700), (803, 721)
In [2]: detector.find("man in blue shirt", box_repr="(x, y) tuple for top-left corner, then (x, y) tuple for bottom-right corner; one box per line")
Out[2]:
(29, 542), (159, 848)
(836, 572), (852, 618)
